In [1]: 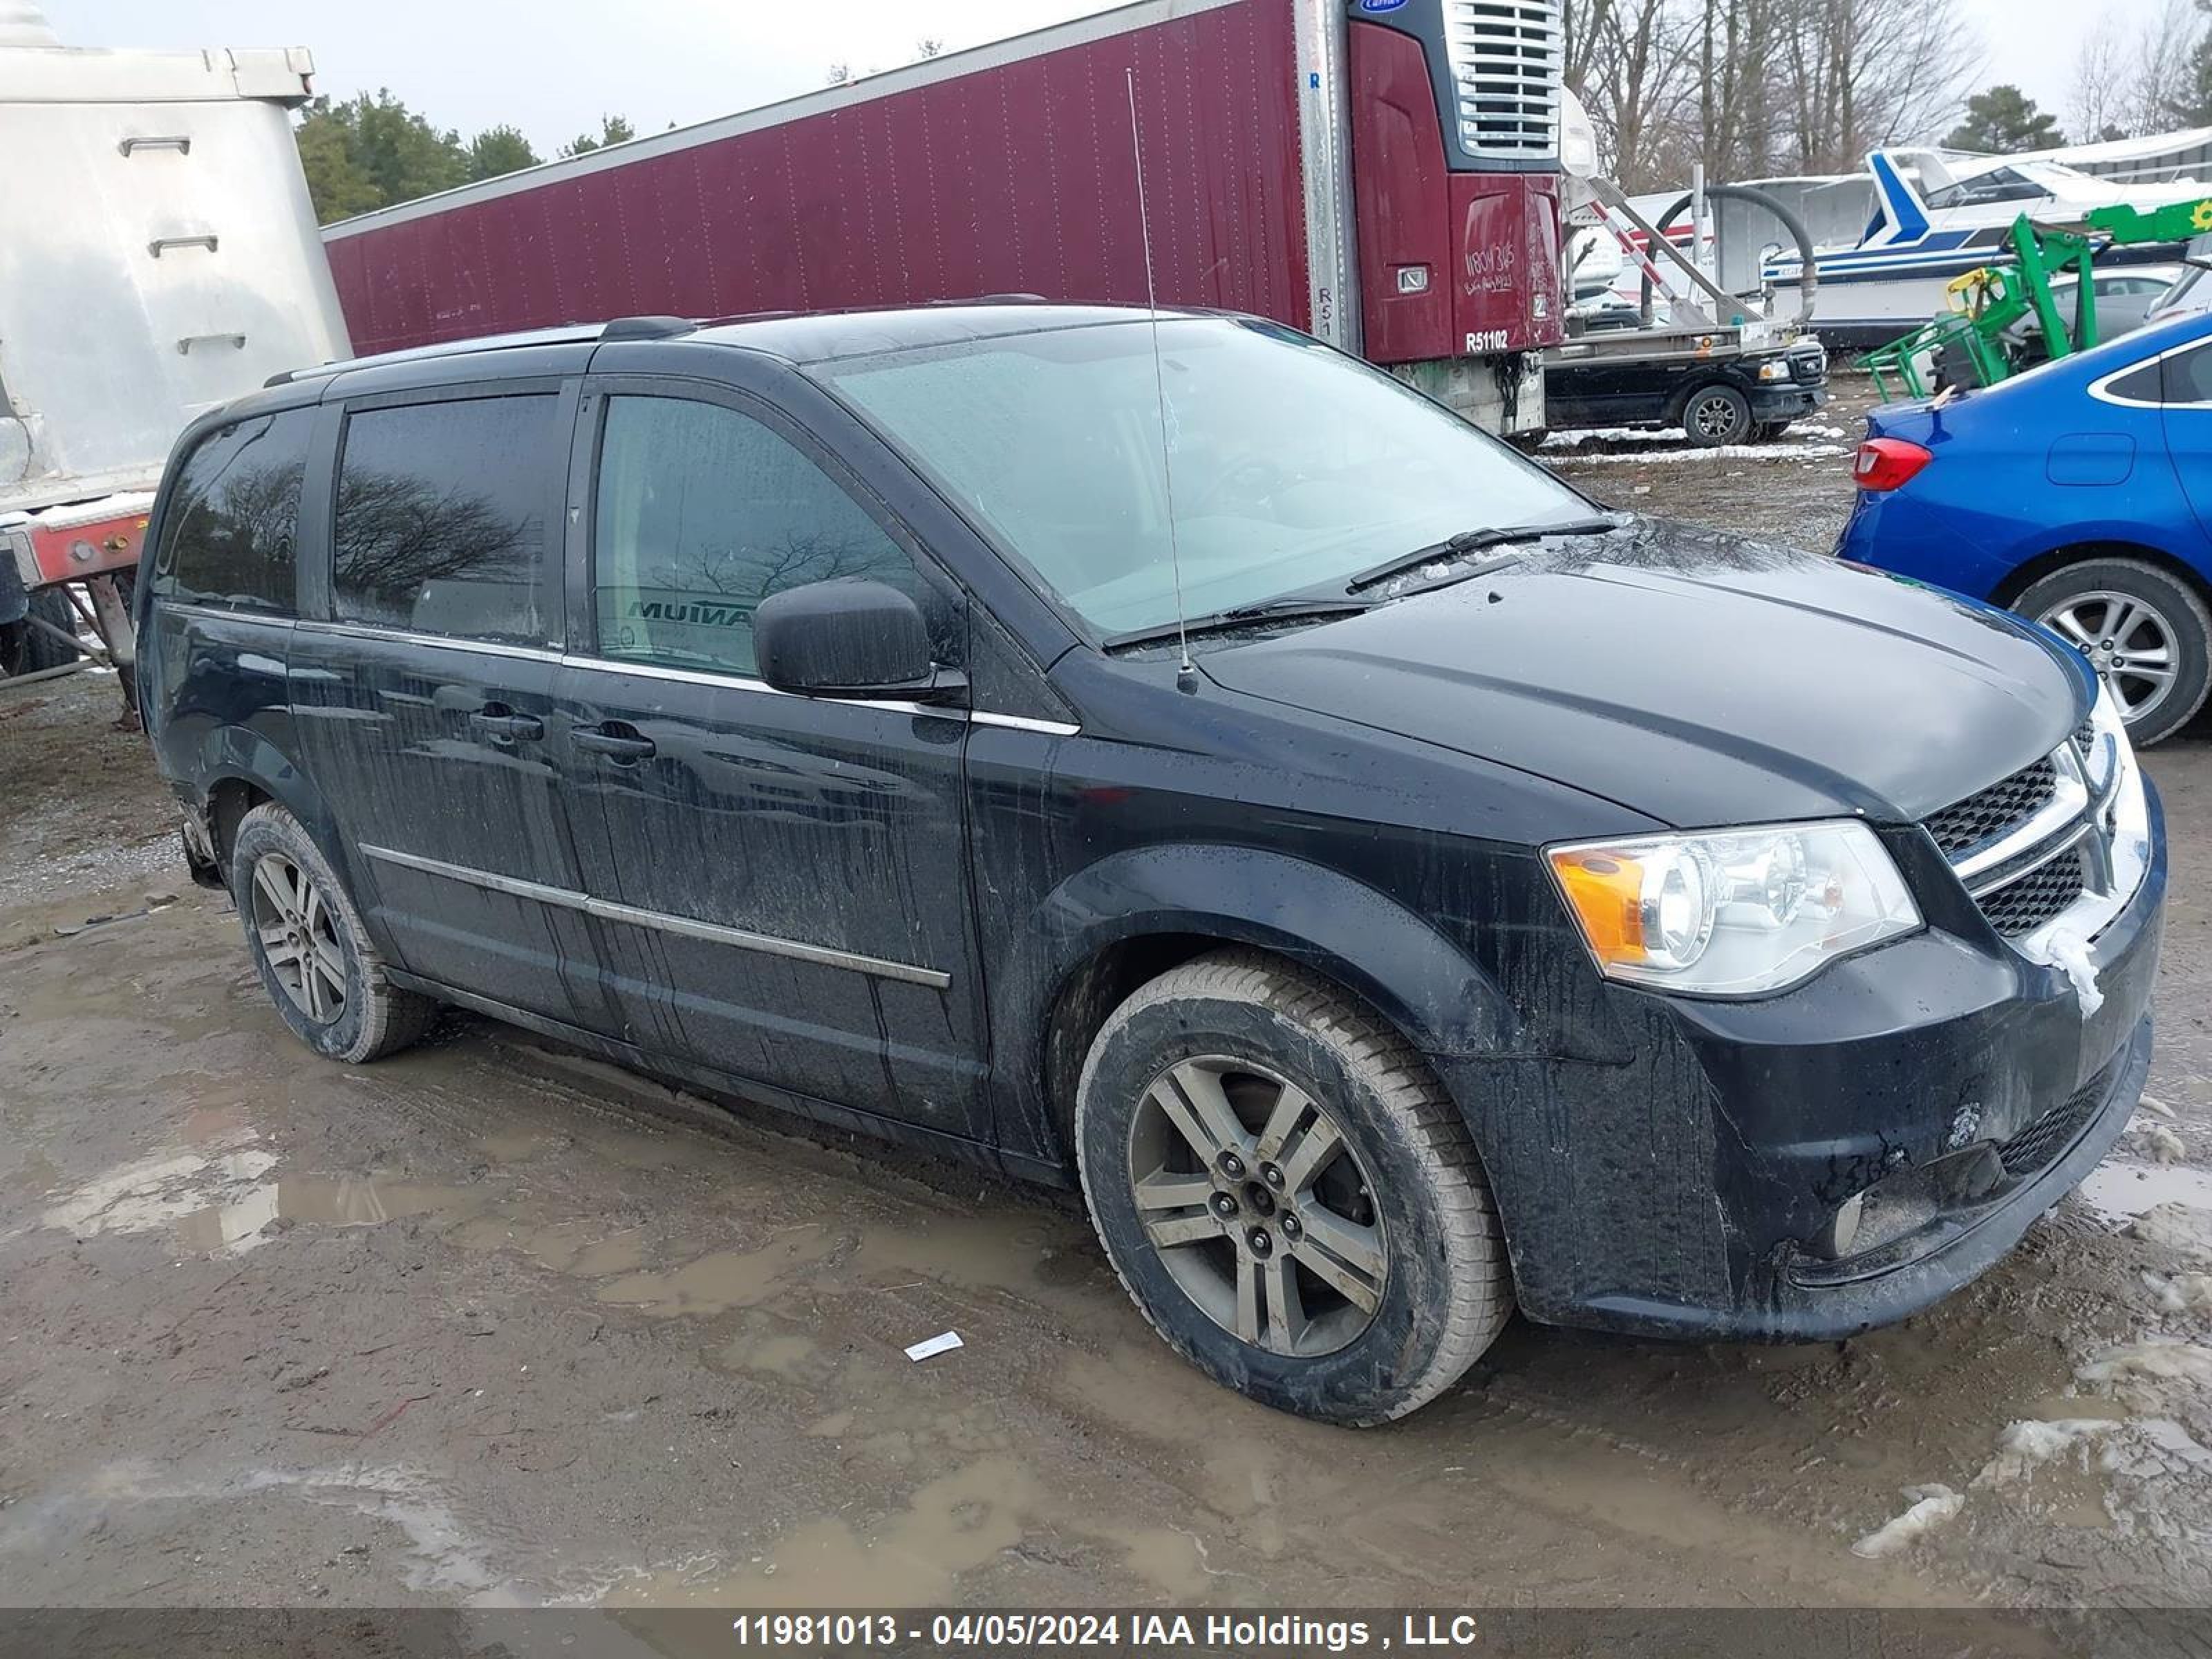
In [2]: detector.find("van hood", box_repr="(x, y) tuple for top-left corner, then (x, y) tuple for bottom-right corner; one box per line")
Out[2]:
(1199, 518), (2091, 829)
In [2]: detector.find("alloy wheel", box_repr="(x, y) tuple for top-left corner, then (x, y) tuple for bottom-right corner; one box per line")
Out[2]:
(1687, 391), (1744, 442)
(1125, 1056), (1387, 1358)
(2038, 590), (2179, 725)
(249, 852), (348, 1024)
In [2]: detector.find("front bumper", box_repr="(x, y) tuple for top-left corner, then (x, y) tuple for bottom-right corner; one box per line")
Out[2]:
(1748, 381), (1828, 420)
(1441, 780), (2165, 1342)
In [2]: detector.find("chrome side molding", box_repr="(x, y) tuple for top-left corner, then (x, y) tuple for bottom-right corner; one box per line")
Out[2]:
(359, 843), (953, 989)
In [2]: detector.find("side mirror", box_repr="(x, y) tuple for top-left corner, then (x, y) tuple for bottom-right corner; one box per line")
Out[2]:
(753, 577), (955, 701)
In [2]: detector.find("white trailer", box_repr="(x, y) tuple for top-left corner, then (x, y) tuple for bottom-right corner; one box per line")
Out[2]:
(0, 1), (346, 704)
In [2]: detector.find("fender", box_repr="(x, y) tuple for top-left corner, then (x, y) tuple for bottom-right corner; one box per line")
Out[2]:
(186, 726), (404, 961)
(986, 843), (1520, 1165)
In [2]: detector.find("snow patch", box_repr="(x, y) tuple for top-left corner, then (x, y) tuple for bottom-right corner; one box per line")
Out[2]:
(2142, 1271), (2212, 1313)
(1972, 1418), (2120, 1487)
(1541, 422), (1848, 450)
(1850, 1484), (1962, 1558)
(1548, 443), (1850, 467)
(2131, 1121), (2188, 1165)
(2077, 1339), (2212, 1387)
(2099, 1417), (2212, 1483)
(2133, 1200), (2212, 1260)
(2030, 926), (2103, 1016)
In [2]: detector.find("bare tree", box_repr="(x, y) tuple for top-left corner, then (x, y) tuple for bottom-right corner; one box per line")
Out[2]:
(2124, 0), (2206, 131)
(1774, 0), (1976, 173)
(825, 62), (852, 86)
(1567, 0), (1975, 187)
(915, 38), (944, 59)
(1571, 0), (1700, 187)
(2068, 29), (2131, 142)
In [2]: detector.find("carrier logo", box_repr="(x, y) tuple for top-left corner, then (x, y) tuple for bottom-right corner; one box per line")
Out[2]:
(1356, 0), (1409, 12)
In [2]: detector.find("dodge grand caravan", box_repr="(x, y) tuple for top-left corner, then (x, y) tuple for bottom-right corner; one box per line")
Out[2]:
(136, 305), (2165, 1425)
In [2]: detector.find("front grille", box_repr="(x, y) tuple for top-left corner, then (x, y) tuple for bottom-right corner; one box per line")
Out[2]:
(1443, 0), (1562, 160)
(1923, 758), (2058, 859)
(1997, 1058), (2115, 1176)
(1978, 845), (2090, 937)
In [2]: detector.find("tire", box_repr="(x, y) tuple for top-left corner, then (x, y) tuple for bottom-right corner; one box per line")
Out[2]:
(1679, 382), (1752, 447)
(1751, 419), (1791, 442)
(2016, 556), (2212, 747)
(229, 804), (437, 1062)
(1075, 949), (1512, 1426)
(4, 590), (81, 675)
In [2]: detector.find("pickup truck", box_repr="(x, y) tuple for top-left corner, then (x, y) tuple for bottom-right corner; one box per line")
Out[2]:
(1544, 334), (1830, 445)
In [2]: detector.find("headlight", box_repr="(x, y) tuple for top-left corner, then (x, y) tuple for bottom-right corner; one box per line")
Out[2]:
(1547, 821), (1921, 995)
(1756, 359), (1791, 381)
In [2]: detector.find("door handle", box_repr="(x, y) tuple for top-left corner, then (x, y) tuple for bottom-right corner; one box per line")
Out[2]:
(469, 707), (544, 742)
(573, 722), (656, 762)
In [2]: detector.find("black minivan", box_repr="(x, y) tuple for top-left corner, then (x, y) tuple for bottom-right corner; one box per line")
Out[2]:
(137, 304), (2164, 1425)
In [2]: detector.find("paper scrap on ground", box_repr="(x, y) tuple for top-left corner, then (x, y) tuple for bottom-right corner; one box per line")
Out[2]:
(904, 1330), (964, 1362)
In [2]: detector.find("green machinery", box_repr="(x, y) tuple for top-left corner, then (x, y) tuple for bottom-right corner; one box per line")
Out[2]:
(1859, 196), (2212, 400)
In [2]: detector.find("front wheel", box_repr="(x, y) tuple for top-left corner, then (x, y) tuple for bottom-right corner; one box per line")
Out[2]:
(1680, 383), (1752, 447)
(2018, 557), (2212, 746)
(1076, 950), (1512, 1425)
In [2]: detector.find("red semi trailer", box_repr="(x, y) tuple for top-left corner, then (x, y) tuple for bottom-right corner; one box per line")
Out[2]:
(319, 0), (1564, 433)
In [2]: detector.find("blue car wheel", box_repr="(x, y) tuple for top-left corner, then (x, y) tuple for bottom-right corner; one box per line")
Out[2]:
(2017, 556), (2212, 745)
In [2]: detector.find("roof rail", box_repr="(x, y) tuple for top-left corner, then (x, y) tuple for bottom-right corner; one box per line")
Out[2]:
(926, 292), (1049, 306)
(599, 315), (698, 341)
(263, 315), (701, 387)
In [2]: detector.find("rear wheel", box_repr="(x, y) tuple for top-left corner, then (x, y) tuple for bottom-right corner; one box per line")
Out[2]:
(1680, 382), (1752, 447)
(0, 590), (80, 676)
(1076, 950), (1512, 1425)
(2018, 557), (2212, 746)
(231, 804), (437, 1062)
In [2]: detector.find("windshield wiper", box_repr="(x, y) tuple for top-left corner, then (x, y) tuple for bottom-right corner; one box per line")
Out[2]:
(1346, 516), (1619, 594)
(1102, 596), (1374, 653)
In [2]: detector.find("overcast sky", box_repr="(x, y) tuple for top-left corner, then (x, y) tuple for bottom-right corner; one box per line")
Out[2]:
(48, 0), (2097, 154)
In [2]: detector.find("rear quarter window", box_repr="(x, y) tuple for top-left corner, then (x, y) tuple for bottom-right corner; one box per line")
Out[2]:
(2098, 359), (2166, 405)
(153, 410), (312, 612)
(332, 395), (563, 646)
(2164, 343), (2212, 406)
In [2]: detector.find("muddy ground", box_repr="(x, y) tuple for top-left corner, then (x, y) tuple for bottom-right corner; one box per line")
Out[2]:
(5, 407), (2212, 1635)
(1542, 374), (1882, 550)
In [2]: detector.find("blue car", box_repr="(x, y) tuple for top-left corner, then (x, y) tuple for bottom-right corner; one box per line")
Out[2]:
(1837, 311), (2212, 744)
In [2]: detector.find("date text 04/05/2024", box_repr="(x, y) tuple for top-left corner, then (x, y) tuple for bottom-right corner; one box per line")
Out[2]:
(727, 1612), (1488, 1651)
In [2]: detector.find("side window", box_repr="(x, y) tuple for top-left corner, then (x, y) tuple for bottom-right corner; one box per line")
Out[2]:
(153, 410), (312, 612)
(590, 395), (921, 677)
(2164, 344), (2212, 406)
(2100, 359), (2165, 404)
(332, 395), (562, 645)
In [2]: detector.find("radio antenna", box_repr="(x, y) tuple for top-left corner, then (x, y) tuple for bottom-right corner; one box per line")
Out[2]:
(1125, 67), (1195, 685)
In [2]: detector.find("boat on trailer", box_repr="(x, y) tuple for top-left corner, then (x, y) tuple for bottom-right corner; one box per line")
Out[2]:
(1762, 147), (2212, 348)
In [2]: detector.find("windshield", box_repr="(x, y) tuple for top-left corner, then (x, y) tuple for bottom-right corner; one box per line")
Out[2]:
(812, 317), (1590, 638)
(2014, 160), (2098, 191)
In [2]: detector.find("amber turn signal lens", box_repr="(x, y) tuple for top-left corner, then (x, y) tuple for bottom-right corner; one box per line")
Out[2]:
(1549, 849), (1648, 966)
